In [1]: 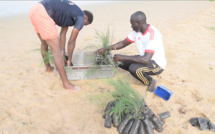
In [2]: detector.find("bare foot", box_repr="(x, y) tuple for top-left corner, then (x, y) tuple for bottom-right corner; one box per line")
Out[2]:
(147, 79), (157, 92)
(64, 83), (82, 92)
(46, 66), (54, 73)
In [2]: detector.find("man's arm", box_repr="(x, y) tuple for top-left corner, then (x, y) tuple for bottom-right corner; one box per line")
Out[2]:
(114, 52), (154, 65)
(95, 39), (131, 55)
(110, 39), (131, 50)
(60, 27), (68, 63)
(67, 27), (79, 66)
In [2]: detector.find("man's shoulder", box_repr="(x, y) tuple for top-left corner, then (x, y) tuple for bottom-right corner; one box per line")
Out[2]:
(149, 24), (162, 36)
(149, 24), (157, 30)
(149, 25), (160, 32)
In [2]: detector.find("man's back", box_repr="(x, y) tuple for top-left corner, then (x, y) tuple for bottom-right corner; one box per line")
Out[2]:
(40, 0), (84, 29)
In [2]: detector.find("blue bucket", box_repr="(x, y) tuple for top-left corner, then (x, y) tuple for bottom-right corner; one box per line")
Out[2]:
(154, 85), (173, 101)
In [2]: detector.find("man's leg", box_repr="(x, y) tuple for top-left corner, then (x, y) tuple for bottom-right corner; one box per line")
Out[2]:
(60, 36), (67, 64)
(118, 60), (136, 71)
(45, 37), (80, 91)
(128, 60), (164, 92)
(37, 34), (54, 72)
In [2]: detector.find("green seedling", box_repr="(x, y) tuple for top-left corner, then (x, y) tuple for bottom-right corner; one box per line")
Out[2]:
(210, 27), (215, 31)
(28, 48), (54, 65)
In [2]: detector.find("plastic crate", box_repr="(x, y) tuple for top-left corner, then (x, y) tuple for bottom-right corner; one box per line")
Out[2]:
(55, 51), (115, 80)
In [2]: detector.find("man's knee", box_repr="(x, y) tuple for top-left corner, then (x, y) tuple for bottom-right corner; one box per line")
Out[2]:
(118, 61), (129, 71)
(118, 64), (123, 69)
(128, 64), (138, 75)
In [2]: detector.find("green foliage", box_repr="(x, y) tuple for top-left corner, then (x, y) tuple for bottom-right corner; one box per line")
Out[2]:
(95, 27), (113, 64)
(88, 86), (113, 109)
(107, 76), (145, 122)
(95, 27), (113, 48)
(210, 27), (215, 31)
(83, 26), (145, 122)
(85, 26), (145, 122)
(211, 0), (215, 2)
(65, 66), (73, 74)
(82, 44), (98, 51)
(85, 27), (114, 78)
(84, 54), (115, 79)
(29, 48), (54, 65)
(86, 65), (146, 123)
(84, 26), (113, 65)
(42, 50), (54, 65)
(83, 27), (113, 51)
(84, 64), (100, 78)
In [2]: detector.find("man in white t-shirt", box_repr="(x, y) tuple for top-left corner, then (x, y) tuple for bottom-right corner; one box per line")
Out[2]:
(95, 11), (167, 92)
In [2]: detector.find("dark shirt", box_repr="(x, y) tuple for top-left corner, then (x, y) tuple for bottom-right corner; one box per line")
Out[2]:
(40, 0), (84, 30)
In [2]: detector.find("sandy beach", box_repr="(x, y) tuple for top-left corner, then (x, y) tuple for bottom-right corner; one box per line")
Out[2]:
(0, 1), (215, 134)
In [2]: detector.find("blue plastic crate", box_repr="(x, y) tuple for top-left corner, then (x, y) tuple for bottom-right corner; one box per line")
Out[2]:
(154, 85), (173, 101)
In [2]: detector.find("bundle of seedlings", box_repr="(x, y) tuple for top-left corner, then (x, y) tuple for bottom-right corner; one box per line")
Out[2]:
(102, 77), (170, 134)
(94, 27), (113, 65)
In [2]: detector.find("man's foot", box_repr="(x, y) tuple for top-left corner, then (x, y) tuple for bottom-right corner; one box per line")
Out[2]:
(64, 83), (82, 92)
(46, 66), (54, 73)
(147, 79), (157, 92)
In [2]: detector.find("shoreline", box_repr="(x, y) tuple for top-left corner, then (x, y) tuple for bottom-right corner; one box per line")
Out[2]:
(0, 1), (118, 19)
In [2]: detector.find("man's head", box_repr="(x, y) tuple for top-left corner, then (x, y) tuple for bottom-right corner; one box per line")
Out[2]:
(130, 11), (147, 32)
(83, 10), (93, 26)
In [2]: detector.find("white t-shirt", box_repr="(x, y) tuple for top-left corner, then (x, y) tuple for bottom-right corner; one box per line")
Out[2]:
(126, 24), (167, 69)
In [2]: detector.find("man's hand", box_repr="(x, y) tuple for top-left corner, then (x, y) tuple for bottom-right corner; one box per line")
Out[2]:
(113, 54), (125, 62)
(67, 60), (73, 66)
(94, 47), (109, 55)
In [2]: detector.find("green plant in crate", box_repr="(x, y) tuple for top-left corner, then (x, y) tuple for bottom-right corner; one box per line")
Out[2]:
(85, 27), (114, 78)
(95, 27), (113, 48)
(95, 27), (113, 65)
(83, 27), (114, 65)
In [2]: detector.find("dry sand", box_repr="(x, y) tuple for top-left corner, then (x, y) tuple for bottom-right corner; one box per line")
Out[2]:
(0, 1), (215, 134)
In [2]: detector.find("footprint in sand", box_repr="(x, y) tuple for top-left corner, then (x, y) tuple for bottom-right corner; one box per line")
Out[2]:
(169, 74), (189, 86)
(190, 51), (202, 56)
(207, 98), (215, 105)
(0, 131), (9, 134)
(174, 98), (184, 105)
(191, 90), (203, 102)
(208, 64), (213, 70)
(178, 105), (187, 115)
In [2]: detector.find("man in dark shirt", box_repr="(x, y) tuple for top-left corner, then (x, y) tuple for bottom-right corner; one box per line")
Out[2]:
(30, 0), (93, 91)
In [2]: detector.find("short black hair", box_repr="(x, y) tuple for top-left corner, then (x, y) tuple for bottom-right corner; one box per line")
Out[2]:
(83, 10), (93, 24)
(131, 11), (146, 24)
